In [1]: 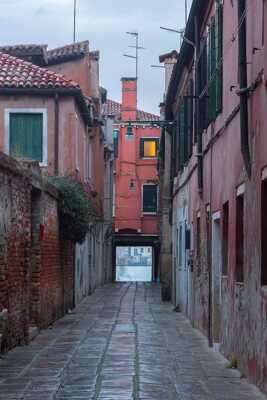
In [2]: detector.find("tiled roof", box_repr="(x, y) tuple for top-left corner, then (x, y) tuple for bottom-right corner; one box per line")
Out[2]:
(0, 52), (80, 89)
(47, 41), (89, 64)
(0, 44), (47, 56)
(102, 99), (160, 121)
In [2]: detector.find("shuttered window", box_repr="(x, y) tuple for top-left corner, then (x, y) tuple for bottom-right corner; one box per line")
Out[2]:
(142, 184), (158, 214)
(10, 113), (43, 162)
(178, 101), (185, 170)
(209, 17), (217, 122)
(216, 0), (223, 113)
(198, 1), (223, 130)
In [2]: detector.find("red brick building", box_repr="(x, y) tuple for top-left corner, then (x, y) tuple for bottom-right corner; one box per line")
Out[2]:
(103, 78), (160, 280)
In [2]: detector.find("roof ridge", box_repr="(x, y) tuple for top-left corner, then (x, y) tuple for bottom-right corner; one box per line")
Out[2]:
(47, 40), (89, 54)
(103, 99), (160, 120)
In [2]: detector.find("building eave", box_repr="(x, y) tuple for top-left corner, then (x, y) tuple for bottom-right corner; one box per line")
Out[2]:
(0, 87), (92, 126)
(165, 0), (207, 119)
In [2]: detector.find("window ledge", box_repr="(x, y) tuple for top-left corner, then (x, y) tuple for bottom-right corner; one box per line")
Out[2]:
(142, 213), (157, 216)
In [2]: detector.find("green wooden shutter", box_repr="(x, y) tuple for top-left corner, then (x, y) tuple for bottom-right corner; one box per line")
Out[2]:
(183, 97), (189, 164)
(179, 101), (185, 170)
(188, 79), (194, 158)
(216, 1), (223, 114)
(140, 138), (144, 158)
(209, 18), (217, 122)
(10, 113), (43, 162)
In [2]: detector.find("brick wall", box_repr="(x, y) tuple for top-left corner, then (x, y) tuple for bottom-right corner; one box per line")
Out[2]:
(0, 154), (75, 352)
(0, 153), (31, 350)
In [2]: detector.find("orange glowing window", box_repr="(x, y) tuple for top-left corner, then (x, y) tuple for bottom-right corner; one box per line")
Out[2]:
(140, 138), (158, 158)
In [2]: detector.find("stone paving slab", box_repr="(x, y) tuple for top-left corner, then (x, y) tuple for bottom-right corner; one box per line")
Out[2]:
(0, 283), (266, 400)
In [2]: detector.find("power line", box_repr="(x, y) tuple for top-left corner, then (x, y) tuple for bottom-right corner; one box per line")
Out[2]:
(73, 0), (77, 43)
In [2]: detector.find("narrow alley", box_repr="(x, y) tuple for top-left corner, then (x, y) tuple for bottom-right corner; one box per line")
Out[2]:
(0, 283), (264, 400)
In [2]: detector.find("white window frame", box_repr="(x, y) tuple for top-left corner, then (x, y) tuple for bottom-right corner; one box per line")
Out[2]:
(140, 137), (159, 159)
(5, 108), (48, 167)
(141, 183), (158, 215)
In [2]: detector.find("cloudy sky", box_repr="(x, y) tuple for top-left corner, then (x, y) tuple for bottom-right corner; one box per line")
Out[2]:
(0, 0), (191, 114)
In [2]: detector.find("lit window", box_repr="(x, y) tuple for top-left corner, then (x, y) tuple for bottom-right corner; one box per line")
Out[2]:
(140, 138), (159, 158)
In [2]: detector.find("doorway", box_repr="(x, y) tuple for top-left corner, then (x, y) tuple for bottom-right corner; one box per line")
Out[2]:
(212, 212), (222, 345)
(116, 246), (153, 282)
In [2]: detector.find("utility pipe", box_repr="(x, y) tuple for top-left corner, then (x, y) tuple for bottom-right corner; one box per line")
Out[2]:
(238, 0), (251, 176)
(54, 93), (59, 176)
(195, 16), (203, 192)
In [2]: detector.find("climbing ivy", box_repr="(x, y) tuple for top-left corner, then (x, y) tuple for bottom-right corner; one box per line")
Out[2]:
(48, 176), (92, 244)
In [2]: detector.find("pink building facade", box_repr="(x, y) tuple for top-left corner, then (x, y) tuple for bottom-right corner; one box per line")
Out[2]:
(165, 0), (267, 394)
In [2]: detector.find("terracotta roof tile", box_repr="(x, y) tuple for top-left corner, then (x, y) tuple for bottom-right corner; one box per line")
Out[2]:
(0, 52), (80, 90)
(0, 44), (47, 55)
(47, 41), (89, 64)
(102, 99), (160, 121)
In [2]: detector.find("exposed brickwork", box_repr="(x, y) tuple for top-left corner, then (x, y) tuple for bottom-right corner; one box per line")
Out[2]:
(0, 153), (31, 350)
(0, 153), (75, 352)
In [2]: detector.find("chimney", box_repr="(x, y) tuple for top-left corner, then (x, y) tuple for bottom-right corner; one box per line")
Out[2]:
(121, 77), (137, 121)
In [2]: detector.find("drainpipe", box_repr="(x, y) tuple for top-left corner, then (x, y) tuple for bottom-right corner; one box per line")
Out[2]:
(54, 93), (59, 175)
(238, 0), (251, 176)
(195, 16), (203, 192)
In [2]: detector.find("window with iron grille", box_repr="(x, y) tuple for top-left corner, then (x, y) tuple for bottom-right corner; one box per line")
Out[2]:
(140, 138), (159, 158)
(142, 184), (158, 214)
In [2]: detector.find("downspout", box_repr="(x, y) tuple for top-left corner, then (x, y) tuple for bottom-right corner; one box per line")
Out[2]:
(238, 0), (251, 176)
(54, 93), (59, 176)
(195, 16), (203, 192)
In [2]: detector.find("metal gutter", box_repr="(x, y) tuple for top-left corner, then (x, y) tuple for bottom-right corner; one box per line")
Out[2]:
(237, 0), (251, 176)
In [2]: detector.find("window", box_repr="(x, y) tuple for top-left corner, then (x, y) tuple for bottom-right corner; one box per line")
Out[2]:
(142, 184), (158, 214)
(10, 113), (42, 161)
(236, 194), (244, 282)
(113, 129), (119, 158)
(222, 201), (229, 275)
(174, 79), (194, 172)
(261, 179), (267, 285)
(5, 109), (47, 165)
(140, 138), (159, 158)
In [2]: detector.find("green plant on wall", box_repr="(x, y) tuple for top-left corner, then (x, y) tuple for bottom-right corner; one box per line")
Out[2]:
(48, 176), (93, 244)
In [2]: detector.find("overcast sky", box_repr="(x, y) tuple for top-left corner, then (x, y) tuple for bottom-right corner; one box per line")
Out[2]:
(0, 0), (191, 114)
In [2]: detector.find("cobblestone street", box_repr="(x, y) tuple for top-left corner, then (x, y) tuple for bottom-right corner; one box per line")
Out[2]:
(0, 283), (265, 400)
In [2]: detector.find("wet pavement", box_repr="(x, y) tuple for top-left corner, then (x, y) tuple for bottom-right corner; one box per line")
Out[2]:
(0, 283), (266, 400)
